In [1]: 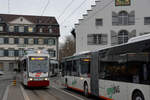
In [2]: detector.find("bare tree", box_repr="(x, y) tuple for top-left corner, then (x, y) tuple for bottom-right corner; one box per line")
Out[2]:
(59, 35), (75, 61)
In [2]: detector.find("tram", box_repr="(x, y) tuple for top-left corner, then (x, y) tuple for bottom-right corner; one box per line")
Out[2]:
(19, 49), (50, 87)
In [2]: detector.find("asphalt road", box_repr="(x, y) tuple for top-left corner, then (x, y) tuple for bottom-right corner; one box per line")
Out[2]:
(22, 76), (102, 100)
(1, 73), (103, 100)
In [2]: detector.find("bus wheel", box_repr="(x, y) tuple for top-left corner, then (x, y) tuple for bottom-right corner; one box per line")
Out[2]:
(84, 83), (89, 97)
(132, 91), (144, 100)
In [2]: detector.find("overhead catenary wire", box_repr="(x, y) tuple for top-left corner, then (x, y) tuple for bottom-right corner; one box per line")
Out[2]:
(60, 0), (88, 25)
(41, 0), (50, 16)
(57, 0), (75, 19)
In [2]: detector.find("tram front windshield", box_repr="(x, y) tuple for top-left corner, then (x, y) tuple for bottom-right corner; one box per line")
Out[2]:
(29, 56), (49, 73)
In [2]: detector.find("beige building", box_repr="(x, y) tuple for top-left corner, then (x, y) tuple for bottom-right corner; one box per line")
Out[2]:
(0, 14), (60, 71)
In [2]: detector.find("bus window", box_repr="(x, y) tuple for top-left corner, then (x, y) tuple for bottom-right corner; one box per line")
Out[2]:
(66, 61), (72, 76)
(127, 53), (150, 84)
(80, 59), (90, 76)
(72, 60), (80, 76)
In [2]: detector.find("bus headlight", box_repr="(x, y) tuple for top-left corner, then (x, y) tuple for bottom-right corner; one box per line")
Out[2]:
(29, 78), (33, 81)
(44, 78), (48, 80)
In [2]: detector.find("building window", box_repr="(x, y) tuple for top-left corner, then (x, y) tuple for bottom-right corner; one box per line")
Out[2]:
(34, 38), (38, 44)
(49, 26), (52, 33)
(40, 28), (43, 33)
(0, 38), (3, 44)
(9, 38), (14, 44)
(28, 27), (34, 32)
(49, 50), (56, 57)
(87, 34), (107, 45)
(0, 26), (3, 32)
(19, 50), (24, 56)
(24, 38), (28, 44)
(0, 17), (2, 22)
(9, 50), (14, 57)
(28, 38), (33, 44)
(4, 50), (8, 56)
(4, 37), (9, 44)
(118, 30), (129, 44)
(14, 50), (19, 56)
(14, 26), (19, 32)
(9, 26), (14, 32)
(20, 18), (23, 22)
(14, 38), (19, 44)
(118, 11), (128, 25)
(24, 26), (28, 32)
(144, 17), (150, 25)
(44, 39), (48, 45)
(48, 38), (55, 45)
(0, 49), (4, 56)
(19, 26), (24, 32)
(95, 19), (103, 26)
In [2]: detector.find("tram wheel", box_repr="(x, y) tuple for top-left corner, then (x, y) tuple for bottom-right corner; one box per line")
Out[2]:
(132, 91), (144, 100)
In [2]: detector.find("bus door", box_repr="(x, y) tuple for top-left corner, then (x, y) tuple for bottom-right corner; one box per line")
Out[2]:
(90, 52), (99, 96)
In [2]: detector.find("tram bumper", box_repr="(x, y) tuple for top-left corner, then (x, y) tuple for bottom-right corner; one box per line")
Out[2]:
(27, 80), (49, 87)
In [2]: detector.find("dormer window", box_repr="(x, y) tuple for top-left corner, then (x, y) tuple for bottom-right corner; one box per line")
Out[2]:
(40, 28), (43, 33)
(0, 18), (2, 22)
(49, 26), (52, 33)
(0, 26), (3, 32)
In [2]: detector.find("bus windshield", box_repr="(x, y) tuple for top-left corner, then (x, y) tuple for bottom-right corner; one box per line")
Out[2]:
(29, 56), (49, 73)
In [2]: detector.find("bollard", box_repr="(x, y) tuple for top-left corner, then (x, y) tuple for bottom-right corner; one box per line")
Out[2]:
(13, 80), (16, 86)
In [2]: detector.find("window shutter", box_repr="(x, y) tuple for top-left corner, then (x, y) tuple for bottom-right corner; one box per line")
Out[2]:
(128, 11), (135, 25)
(87, 34), (94, 45)
(112, 12), (118, 25)
(111, 30), (118, 46)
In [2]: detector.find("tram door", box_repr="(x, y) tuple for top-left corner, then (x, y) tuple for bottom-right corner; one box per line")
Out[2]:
(90, 52), (99, 96)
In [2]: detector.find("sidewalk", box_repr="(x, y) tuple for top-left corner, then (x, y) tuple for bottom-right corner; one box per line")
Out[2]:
(3, 72), (25, 100)
(7, 85), (24, 100)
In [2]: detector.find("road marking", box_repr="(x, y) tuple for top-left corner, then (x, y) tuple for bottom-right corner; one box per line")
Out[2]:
(51, 85), (84, 100)
(20, 85), (30, 100)
(2, 85), (10, 100)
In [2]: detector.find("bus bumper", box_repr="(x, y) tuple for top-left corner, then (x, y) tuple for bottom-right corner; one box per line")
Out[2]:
(27, 81), (49, 87)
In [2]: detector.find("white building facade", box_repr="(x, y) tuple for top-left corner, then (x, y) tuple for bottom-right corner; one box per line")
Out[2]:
(75, 0), (150, 53)
(0, 14), (60, 71)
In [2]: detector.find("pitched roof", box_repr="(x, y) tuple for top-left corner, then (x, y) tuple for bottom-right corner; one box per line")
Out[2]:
(0, 14), (58, 25)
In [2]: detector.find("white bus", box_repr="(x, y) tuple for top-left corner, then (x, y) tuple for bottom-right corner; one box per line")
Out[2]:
(49, 59), (59, 77)
(19, 49), (50, 87)
(62, 34), (150, 100)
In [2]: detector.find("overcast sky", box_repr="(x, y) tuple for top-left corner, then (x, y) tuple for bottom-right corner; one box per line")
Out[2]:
(0, 0), (96, 43)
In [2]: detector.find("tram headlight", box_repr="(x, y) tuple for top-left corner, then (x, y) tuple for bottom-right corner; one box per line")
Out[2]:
(29, 78), (33, 81)
(44, 78), (48, 80)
